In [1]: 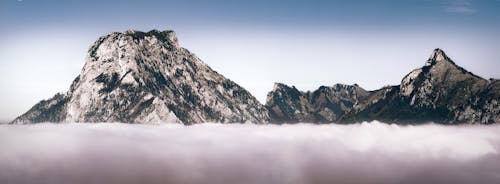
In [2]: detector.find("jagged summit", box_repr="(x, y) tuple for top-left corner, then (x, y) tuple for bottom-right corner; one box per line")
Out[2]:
(359, 49), (498, 123)
(401, 48), (483, 96)
(126, 29), (179, 47)
(266, 83), (370, 123)
(13, 29), (269, 124)
(426, 48), (450, 65)
(124, 29), (178, 41)
(272, 82), (293, 90)
(426, 48), (483, 79)
(271, 82), (362, 93)
(267, 48), (498, 124)
(11, 34), (498, 125)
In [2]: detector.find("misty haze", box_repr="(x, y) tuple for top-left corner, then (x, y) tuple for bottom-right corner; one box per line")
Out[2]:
(1, 122), (500, 184)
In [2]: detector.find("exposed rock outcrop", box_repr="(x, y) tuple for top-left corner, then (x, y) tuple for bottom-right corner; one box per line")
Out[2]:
(12, 30), (269, 124)
(267, 49), (499, 124)
(12, 32), (497, 125)
(266, 83), (370, 123)
(352, 49), (499, 124)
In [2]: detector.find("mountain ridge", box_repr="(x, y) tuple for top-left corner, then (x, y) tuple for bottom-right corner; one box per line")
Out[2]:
(11, 30), (499, 124)
(267, 48), (499, 124)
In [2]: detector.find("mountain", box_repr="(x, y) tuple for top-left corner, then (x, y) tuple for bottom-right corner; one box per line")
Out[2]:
(267, 49), (499, 124)
(11, 31), (498, 125)
(352, 48), (499, 124)
(12, 30), (269, 124)
(266, 83), (369, 123)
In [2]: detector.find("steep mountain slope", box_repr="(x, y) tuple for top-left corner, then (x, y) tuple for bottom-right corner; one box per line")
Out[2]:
(266, 83), (370, 123)
(352, 49), (498, 124)
(12, 30), (269, 124)
(267, 49), (499, 124)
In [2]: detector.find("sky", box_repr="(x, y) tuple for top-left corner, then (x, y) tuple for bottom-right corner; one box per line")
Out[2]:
(0, 0), (499, 122)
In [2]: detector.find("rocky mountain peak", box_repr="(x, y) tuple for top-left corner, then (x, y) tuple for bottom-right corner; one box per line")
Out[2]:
(125, 29), (179, 47)
(272, 82), (292, 91)
(87, 30), (179, 64)
(331, 83), (365, 92)
(393, 48), (497, 123)
(422, 48), (479, 79)
(10, 31), (498, 124)
(401, 48), (482, 97)
(426, 48), (450, 66)
(267, 83), (301, 105)
(266, 83), (370, 123)
(13, 29), (269, 124)
(266, 48), (498, 124)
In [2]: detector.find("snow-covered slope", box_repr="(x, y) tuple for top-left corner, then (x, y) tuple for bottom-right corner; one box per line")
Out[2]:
(12, 30), (269, 124)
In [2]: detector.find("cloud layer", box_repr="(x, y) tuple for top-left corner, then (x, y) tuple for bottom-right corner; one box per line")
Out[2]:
(1, 122), (500, 184)
(444, 0), (476, 13)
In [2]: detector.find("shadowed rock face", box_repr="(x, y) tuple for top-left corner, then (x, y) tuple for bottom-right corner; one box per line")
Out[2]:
(12, 30), (269, 124)
(267, 49), (499, 124)
(11, 34), (498, 125)
(266, 83), (370, 123)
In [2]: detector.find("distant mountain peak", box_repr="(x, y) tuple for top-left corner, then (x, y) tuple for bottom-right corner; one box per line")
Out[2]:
(267, 48), (498, 124)
(425, 48), (468, 71)
(272, 82), (292, 90)
(426, 48), (451, 66)
(11, 30), (498, 125)
(266, 83), (370, 123)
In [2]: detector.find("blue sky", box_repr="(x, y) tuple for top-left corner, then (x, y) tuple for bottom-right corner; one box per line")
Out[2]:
(0, 0), (499, 121)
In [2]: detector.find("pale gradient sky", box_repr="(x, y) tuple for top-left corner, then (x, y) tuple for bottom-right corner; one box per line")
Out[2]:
(0, 0), (499, 122)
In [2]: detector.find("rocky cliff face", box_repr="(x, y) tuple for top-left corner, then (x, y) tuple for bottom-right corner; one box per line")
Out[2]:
(12, 30), (269, 124)
(11, 33), (498, 125)
(353, 49), (499, 124)
(267, 49), (499, 124)
(266, 83), (370, 123)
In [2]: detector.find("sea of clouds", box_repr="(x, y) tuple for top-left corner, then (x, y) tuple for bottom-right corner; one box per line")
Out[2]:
(1, 121), (500, 184)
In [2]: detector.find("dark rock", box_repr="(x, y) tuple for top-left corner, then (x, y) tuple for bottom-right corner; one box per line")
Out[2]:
(267, 48), (499, 124)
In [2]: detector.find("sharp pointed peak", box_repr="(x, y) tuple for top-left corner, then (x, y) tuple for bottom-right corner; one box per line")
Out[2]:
(420, 48), (485, 80)
(433, 48), (445, 53)
(428, 48), (449, 62)
(425, 48), (458, 67)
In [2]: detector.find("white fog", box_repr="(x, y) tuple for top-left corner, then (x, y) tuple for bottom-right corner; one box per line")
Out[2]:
(1, 122), (500, 184)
